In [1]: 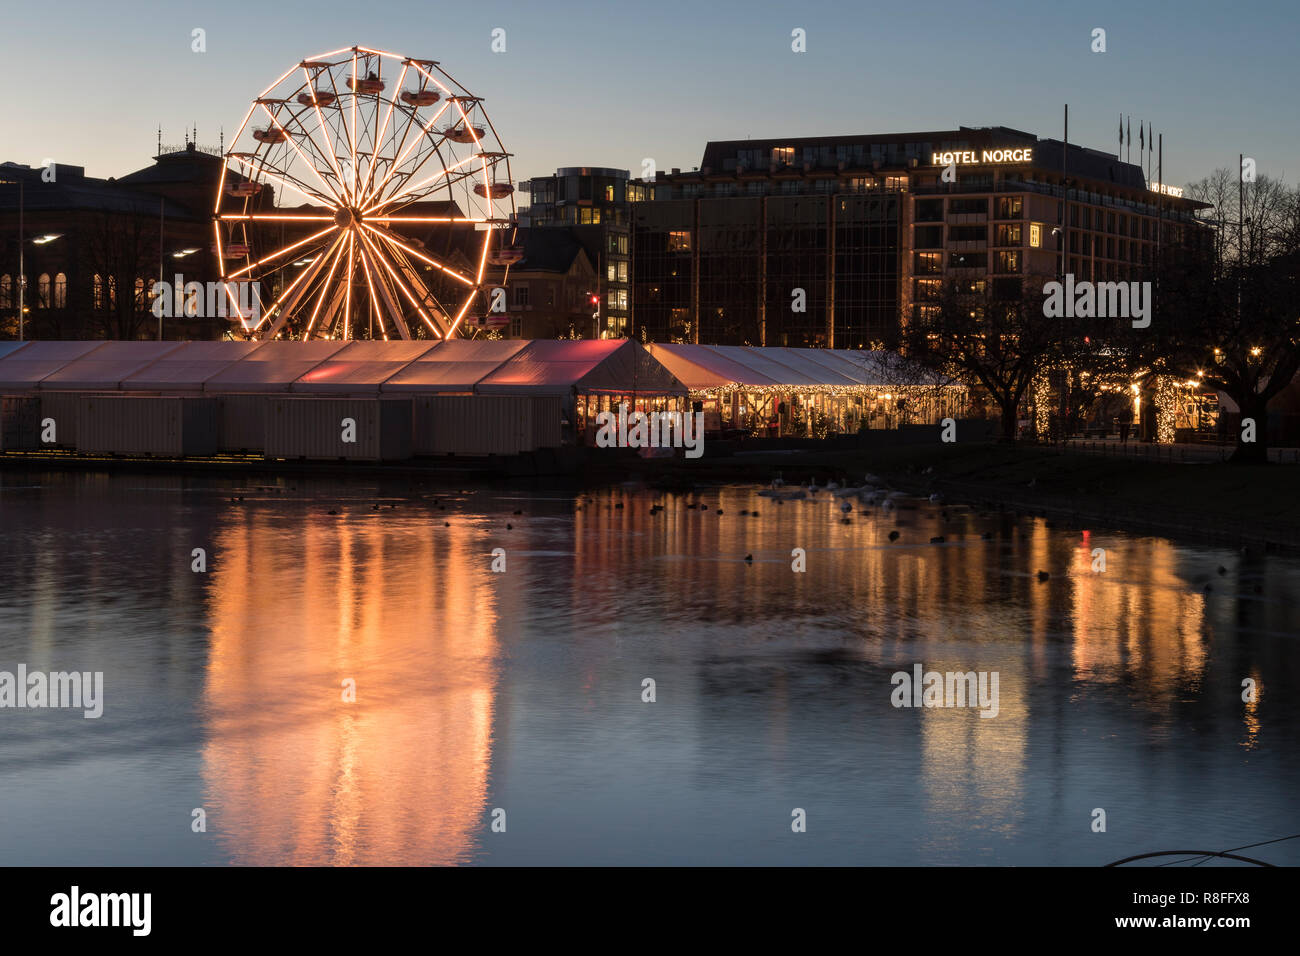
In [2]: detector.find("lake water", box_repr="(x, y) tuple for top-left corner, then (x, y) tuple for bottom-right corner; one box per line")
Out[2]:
(1, 470), (1297, 866)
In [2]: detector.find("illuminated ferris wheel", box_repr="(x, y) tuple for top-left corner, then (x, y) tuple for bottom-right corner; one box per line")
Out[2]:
(214, 46), (516, 341)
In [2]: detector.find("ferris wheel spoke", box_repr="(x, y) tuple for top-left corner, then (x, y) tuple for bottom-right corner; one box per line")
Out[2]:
(370, 153), (481, 214)
(223, 225), (338, 280)
(257, 102), (346, 206)
(301, 239), (349, 338)
(315, 64), (356, 205)
(362, 62), (407, 202)
(253, 237), (342, 338)
(360, 223), (474, 287)
(280, 102), (353, 201)
(354, 238), (390, 339)
(364, 99), (453, 208)
(228, 153), (336, 209)
(357, 228), (444, 337)
(445, 291), (481, 339)
(347, 50), (362, 205)
(358, 235), (414, 340)
(377, 234), (457, 316)
(299, 66), (351, 198)
(368, 215), (487, 224)
(343, 232), (355, 340)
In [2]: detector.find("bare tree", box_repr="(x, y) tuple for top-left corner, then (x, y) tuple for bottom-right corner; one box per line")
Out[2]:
(1152, 177), (1300, 463)
(897, 278), (1118, 441)
(82, 210), (159, 340)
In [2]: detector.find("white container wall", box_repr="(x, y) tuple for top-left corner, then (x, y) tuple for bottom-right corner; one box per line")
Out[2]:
(263, 398), (412, 461)
(414, 395), (561, 456)
(77, 396), (219, 457)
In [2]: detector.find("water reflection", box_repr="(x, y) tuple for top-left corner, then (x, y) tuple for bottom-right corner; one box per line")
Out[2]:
(201, 506), (499, 865)
(0, 471), (1298, 865)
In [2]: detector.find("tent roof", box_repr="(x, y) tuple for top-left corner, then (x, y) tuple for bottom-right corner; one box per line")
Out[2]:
(648, 343), (958, 389)
(39, 341), (187, 390)
(121, 340), (269, 390)
(0, 341), (32, 362)
(646, 343), (782, 388)
(751, 347), (863, 386)
(475, 339), (685, 396)
(290, 340), (440, 393)
(0, 340), (110, 389)
(380, 339), (530, 392)
(203, 339), (347, 392)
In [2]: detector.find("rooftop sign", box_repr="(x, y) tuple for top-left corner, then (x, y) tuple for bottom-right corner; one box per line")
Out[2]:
(931, 147), (1033, 166)
(1149, 182), (1184, 198)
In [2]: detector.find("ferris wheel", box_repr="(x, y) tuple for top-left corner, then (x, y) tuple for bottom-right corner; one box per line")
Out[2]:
(213, 46), (516, 341)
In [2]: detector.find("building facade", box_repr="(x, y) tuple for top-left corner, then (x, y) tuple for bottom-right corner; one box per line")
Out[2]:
(632, 127), (1209, 347)
(478, 227), (598, 339)
(521, 167), (649, 338)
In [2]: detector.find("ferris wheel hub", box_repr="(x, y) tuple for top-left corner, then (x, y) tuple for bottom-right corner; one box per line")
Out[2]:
(334, 207), (357, 229)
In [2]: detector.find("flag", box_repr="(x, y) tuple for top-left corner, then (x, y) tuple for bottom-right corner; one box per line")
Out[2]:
(1119, 114), (1123, 145)
(1126, 116), (1131, 146)
(1139, 123), (1144, 150)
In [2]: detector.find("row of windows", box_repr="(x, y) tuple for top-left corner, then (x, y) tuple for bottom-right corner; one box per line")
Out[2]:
(668, 175), (909, 200)
(731, 142), (942, 172)
(0, 273), (68, 309)
(941, 251), (1021, 273)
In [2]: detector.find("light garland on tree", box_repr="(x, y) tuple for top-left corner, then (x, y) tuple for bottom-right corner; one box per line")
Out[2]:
(1031, 374), (1053, 436)
(1151, 374), (1180, 444)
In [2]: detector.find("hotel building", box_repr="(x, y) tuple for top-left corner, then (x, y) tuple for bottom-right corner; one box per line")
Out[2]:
(632, 126), (1211, 347)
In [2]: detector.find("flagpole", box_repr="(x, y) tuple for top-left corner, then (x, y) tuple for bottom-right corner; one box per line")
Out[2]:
(17, 177), (24, 341)
(1062, 104), (1069, 282)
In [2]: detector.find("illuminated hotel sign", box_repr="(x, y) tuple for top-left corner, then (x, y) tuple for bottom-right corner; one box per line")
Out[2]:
(1149, 182), (1184, 198)
(931, 147), (1033, 166)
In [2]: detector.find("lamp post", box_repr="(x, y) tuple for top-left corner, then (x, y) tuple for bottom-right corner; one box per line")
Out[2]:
(17, 177), (23, 340)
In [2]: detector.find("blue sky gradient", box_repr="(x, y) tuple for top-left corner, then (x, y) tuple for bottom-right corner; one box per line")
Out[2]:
(3, 0), (1295, 188)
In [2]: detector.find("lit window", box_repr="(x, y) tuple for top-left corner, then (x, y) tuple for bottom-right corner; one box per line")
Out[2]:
(668, 230), (692, 252)
(38, 273), (50, 308)
(54, 272), (67, 308)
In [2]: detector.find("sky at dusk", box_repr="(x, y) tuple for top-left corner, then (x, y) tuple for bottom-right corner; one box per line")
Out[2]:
(3, 0), (1297, 190)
